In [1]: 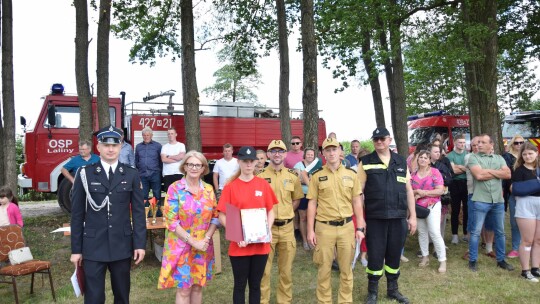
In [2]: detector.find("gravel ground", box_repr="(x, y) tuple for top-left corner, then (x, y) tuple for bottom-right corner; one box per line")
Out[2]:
(18, 200), (65, 218)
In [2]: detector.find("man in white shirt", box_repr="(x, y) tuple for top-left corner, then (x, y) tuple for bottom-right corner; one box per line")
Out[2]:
(161, 127), (186, 192)
(213, 143), (239, 199)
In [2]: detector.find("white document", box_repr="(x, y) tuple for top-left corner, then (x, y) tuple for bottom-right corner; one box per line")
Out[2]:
(351, 240), (361, 269)
(50, 227), (71, 233)
(241, 208), (270, 243)
(71, 268), (82, 297)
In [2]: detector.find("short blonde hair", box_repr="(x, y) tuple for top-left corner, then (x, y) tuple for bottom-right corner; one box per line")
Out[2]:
(179, 150), (210, 175)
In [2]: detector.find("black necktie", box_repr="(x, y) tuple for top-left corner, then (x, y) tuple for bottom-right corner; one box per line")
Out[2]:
(108, 167), (114, 183)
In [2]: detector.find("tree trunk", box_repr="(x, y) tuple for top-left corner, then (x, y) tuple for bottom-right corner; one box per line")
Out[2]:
(276, 0), (292, 148)
(361, 28), (385, 128)
(74, 0), (93, 142)
(2, 0), (17, 191)
(96, 0), (111, 127)
(181, 0), (201, 151)
(462, 0), (501, 152)
(388, 21), (409, 157)
(300, 0), (319, 150)
(0, 0), (4, 186)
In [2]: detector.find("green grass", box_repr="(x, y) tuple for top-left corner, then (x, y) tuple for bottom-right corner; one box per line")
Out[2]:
(2, 214), (540, 303)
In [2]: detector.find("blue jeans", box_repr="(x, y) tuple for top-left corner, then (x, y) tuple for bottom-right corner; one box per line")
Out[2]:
(469, 201), (506, 262)
(508, 194), (521, 251)
(141, 172), (162, 203)
(467, 194), (475, 237)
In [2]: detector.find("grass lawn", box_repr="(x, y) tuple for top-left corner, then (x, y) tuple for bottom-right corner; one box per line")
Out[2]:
(2, 214), (540, 303)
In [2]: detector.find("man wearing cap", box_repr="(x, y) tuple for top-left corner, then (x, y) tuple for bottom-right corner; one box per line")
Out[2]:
(307, 137), (366, 304)
(70, 125), (146, 304)
(257, 140), (304, 304)
(357, 127), (417, 304)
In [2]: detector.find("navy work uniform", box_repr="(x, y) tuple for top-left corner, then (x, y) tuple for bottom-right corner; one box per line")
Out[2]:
(70, 125), (146, 304)
(257, 140), (304, 304)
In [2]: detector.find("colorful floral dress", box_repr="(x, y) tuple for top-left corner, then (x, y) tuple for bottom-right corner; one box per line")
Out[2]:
(157, 178), (218, 289)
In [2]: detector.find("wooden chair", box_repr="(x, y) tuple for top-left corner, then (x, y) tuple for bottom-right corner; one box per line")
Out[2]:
(0, 225), (56, 303)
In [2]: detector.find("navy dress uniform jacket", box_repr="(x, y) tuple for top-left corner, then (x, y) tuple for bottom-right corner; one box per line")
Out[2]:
(70, 162), (146, 262)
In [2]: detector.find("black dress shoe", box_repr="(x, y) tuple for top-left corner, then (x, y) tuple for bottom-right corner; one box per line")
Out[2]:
(332, 260), (339, 271)
(497, 260), (515, 271)
(366, 292), (378, 304)
(469, 261), (478, 272)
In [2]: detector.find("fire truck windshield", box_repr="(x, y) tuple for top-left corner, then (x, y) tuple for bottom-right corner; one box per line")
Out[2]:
(43, 106), (116, 128)
(503, 119), (540, 139)
(408, 127), (448, 146)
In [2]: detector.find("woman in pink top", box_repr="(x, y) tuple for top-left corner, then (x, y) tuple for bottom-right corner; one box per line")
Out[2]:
(411, 151), (446, 273)
(0, 186), (23, 227)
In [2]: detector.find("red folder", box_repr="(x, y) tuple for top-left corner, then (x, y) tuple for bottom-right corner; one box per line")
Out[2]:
(225, 204), (244, 242)
(77, 264), (85, 296)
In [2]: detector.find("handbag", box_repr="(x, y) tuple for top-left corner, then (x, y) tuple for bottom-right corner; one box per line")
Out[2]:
(415, 204), (430, 219)
(8, 247), (34, 265)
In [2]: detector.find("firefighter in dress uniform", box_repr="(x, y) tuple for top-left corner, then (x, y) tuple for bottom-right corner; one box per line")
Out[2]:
(307, 137), (366, 304)
(257, 140), (304, 304)
(70, 125), (146, 304)
(358, 127), (417, 304)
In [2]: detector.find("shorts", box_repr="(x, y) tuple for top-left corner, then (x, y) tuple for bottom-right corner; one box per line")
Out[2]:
(515, 196), (540, 220)
(298, 195), (308, 210)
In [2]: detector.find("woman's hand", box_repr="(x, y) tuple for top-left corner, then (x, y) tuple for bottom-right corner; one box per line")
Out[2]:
(237, 240), (248, 248)
(191, 239), (210, 252)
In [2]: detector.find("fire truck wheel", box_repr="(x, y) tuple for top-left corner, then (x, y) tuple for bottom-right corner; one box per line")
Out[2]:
(58, 178), (73, 213)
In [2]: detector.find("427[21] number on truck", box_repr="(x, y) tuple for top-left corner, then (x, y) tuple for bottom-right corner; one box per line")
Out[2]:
(18, 84), (327, 213)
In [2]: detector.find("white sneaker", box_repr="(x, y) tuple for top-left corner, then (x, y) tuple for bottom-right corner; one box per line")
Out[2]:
(451, 235), (459, 245)
(522, 271), (540, 283)
(361, 259), (368, 267)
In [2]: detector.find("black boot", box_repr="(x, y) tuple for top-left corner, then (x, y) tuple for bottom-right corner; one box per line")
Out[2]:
(387, 279), (409, 304)
(366, 280), (378, 304)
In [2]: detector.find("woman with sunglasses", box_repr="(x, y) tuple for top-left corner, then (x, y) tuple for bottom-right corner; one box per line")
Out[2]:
(512, 141), (540, 282)
(158, 151), (219, 304)
(503, 134), (526, 259)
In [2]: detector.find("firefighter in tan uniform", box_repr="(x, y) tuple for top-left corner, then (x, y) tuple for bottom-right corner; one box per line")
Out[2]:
(307, 138), (366, 304)
(257, 139), (305, 304)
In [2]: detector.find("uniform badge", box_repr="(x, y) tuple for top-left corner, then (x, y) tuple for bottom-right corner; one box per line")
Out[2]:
(96, 166), (102, 173)
(247, 148), (252, 155)
(319, 176), (328, 181)
(119, 166), (124, 173)
(109, 125), (114, 131)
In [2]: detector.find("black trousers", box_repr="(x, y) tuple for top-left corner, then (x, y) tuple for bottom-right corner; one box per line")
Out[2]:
(163, 174), (183, 194)
(83, 258), (131, 304)
(366, 218), (407, 282)
(450, 179), (468, 235)
(229, 254), (269, 304)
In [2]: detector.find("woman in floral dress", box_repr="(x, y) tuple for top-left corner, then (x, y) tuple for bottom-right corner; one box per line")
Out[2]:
(158, 151), (219, 304)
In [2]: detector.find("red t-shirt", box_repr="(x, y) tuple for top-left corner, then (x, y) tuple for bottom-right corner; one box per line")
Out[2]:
(217, 176), (278, 256)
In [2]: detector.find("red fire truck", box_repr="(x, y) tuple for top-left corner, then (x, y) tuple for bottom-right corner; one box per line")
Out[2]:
(18, 84), (326, 212)
(407, 110), (470, 154)
(502, 110), (540, 148)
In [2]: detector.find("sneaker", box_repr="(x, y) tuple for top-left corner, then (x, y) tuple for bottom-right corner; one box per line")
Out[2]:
(332, 260), (339, 271)
(485, 251), (496, 259)
(416, 250), (423, 258)
(522, 271), (539, 282)
(497, 260), (515, 271)
(451, 235), (459, 244)
(400, 255), (409, 263)
(507, 250), (519, 258)
(432, 251), (438, 259)
(303, 242), (311, 251)
(531, 268), (540, 277)
(469, 261), (478, 272)
(361, 259), (368, 267)
(461, 236), (469, 243)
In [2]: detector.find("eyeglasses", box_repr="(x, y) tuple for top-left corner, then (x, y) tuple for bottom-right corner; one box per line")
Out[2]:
(185, 163), (203, 170)
(291, 142), (301, 145)
(373, 137), (388, 142)
(514, 141), (525, 145)
(269, 150), (286, 155)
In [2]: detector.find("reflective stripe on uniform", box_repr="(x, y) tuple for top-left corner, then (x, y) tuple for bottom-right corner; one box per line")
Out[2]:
(384, 264), (399, 274)
(366, 268), (384, 276)
(363, 164), (388, 170)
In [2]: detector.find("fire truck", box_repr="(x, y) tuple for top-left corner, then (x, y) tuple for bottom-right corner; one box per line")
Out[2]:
(407, 110), (470, 154)
(18, 84), (327, 213)
(502, 110), (540, 148)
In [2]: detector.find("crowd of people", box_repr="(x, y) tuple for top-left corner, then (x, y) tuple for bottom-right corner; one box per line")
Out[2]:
(45, 124), (540, 304)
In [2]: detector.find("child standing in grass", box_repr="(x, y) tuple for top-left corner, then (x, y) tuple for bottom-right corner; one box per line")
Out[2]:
(0, 185), (23, 227)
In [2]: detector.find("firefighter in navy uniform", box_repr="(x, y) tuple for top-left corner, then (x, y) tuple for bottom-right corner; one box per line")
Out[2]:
(70, 125), (146, 304)
(358, 127), (417, 304)
(257, 139), (304, 304)
(307, 137), (366, 304)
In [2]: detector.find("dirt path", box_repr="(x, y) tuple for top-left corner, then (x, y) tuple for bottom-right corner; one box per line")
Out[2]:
(19, 200), (65, 218)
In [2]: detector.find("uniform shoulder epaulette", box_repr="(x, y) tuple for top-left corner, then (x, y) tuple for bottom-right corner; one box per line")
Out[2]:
(256, 168), (266, 176)
(311, 167), (324, 176)
(287, 168), (298, 176)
